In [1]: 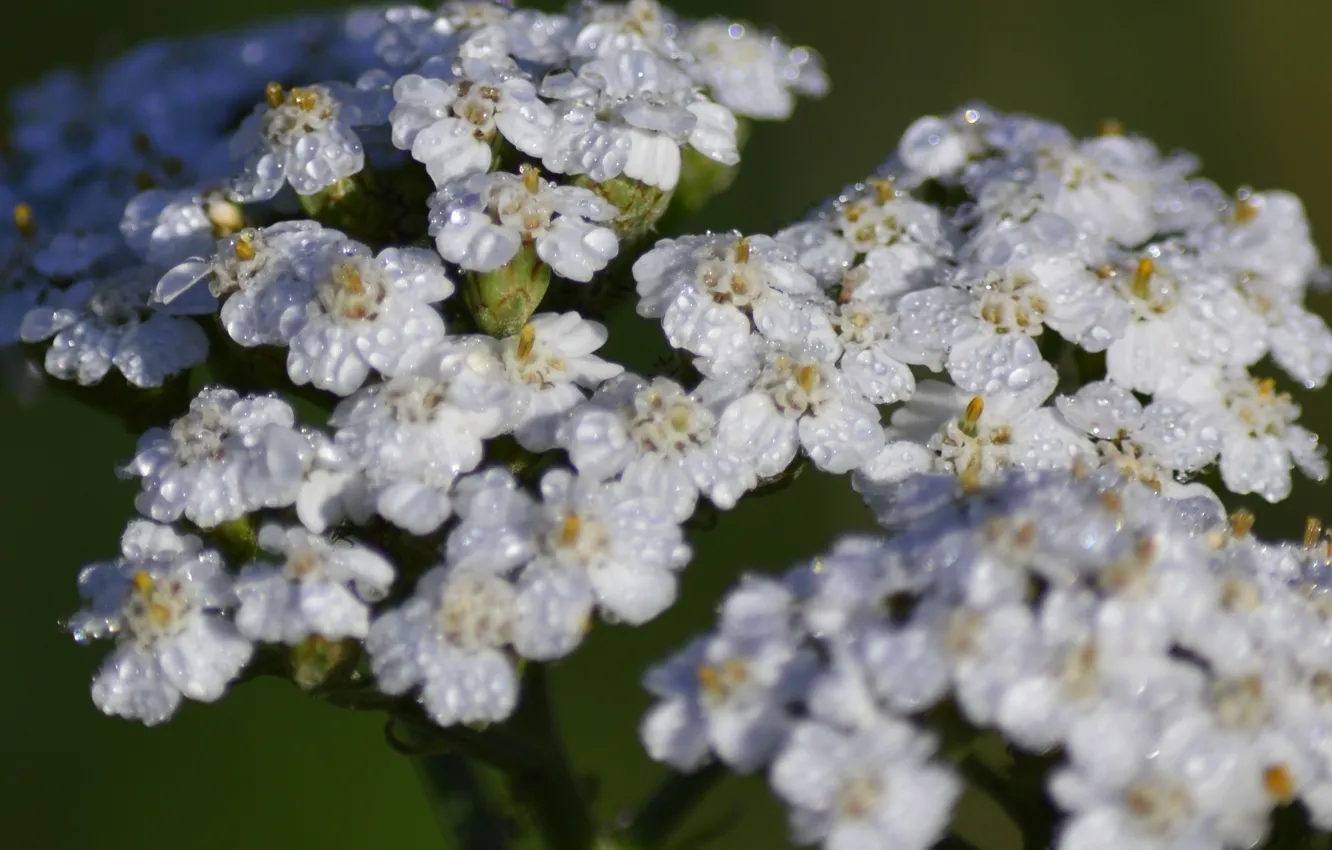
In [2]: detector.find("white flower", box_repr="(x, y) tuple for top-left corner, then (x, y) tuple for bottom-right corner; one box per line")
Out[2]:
(978, 134), (1183, 250)
(859, 382), (1091, 490)
(328, 342), (512, 534)
(1056, 380), (1220, 494)
(681, 20), (828, 121)
(712, 343), (885, 475)
(1053, 712), (1272, 850)
(390, 63), (554, 187)
(228, 80), (379, 201)
(534, 468), (690, 625)
(769, 719), (960, 850)
(155, 221), (350, 348)
(633, 233), (823, 372)
(1197, 190), (1318, 290)
(286, 245), (454, 396)
(429, 166), (619, 282)
(69, 521), (252, 725)
(541, 48), (739, 191)
(123, 387), (315, 528)
(366, 565), (520, 727)
(641, 577), (813, 771)
(1183, 370), (1327, 502)
(823, 295), (918, 405)
(20, 265), (209, 387)
(484, 311), (624, 450)
(1100, 255), (1266, 396)
(831, 181), (951, 279)
(234, 525), (395, 643)
(557, 373), (759, 520)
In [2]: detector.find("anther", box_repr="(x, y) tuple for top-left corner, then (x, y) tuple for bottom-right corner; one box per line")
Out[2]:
(264, 81), (285, 109)
(12, 202), (35, 239)
(520, 164), (541, 194)
(1306, 517), (1324, 549)
(868, 177), (895, 205)
(964, 396), (984, 425)
(1230, 508), (1256, 538)
(232, 235), (256, 262)
(734, 237), (751, 264)
(1132, 257), (1154, 298)
(559, 513), (581, 547)
(132, 570), (155, 595)
(1099, 118), (1124, 136)
(516, 323), (537, 361)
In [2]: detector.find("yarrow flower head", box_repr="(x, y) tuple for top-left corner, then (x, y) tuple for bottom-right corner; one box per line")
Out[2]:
(22, 6), (1332, 850)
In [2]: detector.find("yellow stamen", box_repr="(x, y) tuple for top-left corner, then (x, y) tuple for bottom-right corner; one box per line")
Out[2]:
(233, 235), (256, 262)
(1264, 765), (1296, 804)
(334, 262), (365, 295)
(132, 570), (154, 595)
(1256, 377), (1277, 398)
(559, 513), (581, 548)
(516, 323), (536, 361)
(1230, 508), (1256, 538)
(964, 396), (984, 425)
(521, 164), (541, 194)
(264, 81), (285, 109)
(1099, 118), (1124, 136)
(290, 87), (319, 112)
(869, 177), (895, 205)
(1233, 199), (1259, 224)
(12, 202), (34, 239)
(734, 237), (751, 264)
(1306, 517), (1324, 549)
(1132, 257), (1154, 299)
(797, 365), (819, 393)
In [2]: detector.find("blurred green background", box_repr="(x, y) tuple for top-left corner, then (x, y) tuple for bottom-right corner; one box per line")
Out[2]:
(3, 1), (1332, 848)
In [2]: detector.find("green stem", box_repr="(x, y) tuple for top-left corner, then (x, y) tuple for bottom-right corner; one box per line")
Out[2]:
(415, 752), (511, 850)
(615, 764), (726, 850)
(504, 665), (596, 850)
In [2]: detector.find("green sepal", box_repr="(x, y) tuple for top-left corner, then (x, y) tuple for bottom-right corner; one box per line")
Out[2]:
(462, 245), (551, 338)
(203, 515), (259, 565)
(290, 635), (361, 692)
(574, 174), (673, 246)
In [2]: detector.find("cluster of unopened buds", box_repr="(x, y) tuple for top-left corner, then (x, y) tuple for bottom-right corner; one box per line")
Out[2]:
(7, 2), (1332, 849)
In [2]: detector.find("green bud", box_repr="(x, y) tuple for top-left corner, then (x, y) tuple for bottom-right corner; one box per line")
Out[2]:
(574, 174), (673, 246)
(462, 243), (552, 338)
(657, 118), (751, 234)
(290, 635), (359, 692)
(205, 515), (259, 565)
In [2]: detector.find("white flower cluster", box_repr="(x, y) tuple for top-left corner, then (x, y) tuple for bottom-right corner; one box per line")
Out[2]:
(2, 0), (826, 391)
(644, 470), (1332, 850)
(21, 7), (1332, 850)
(635, 104), (1331, 505)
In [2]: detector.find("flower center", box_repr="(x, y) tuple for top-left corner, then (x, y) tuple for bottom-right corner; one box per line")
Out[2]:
(170, 401), (232, 464)
(437, 571), (514, 651)
(974, 269), (1046, 335)
(318, 258), (385, 322)
(123, 570), (192, 646)
(629, 382), (714, 456)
